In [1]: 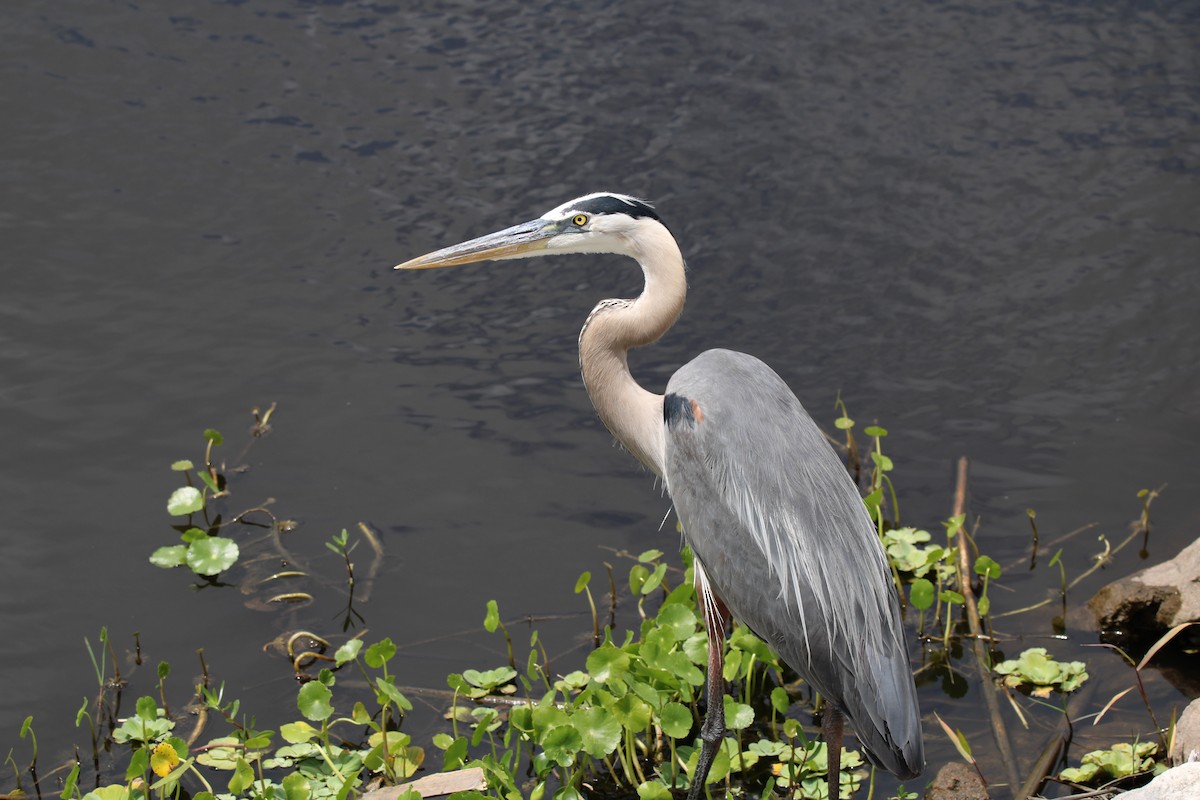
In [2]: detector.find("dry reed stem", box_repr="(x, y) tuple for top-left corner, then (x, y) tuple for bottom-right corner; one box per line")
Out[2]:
(951, 456), (1022, 796)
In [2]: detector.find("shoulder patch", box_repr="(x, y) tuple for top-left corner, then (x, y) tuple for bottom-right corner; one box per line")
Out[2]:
(664, 392), (696, 428)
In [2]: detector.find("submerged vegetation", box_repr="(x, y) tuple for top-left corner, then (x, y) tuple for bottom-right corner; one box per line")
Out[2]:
(3, 405), (1192, 800)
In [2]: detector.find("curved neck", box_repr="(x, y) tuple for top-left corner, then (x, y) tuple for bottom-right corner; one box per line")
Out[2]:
(578, 224), (687, 476)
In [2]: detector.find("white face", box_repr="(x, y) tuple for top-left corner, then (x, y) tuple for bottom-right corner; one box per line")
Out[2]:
(539, 193), (658, 256)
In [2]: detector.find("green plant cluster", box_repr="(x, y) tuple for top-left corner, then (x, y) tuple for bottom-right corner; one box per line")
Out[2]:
(36, 553), (883, 800)
(436, 550), (871, 800)
(6, 410), (1181, 800)
(53, 636), (422, 800)
(993, 648), (1088, 697)
(1058, 741), (1164, 786)
(152, 429), (240, 577)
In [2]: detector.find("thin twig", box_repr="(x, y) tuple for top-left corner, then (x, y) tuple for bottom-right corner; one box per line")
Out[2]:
(354, 521), (386, 603)
(1014, 679), (1097, 800)
(951, 457), (1022, 796)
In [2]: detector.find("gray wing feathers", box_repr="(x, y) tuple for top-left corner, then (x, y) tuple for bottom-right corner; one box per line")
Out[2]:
(664, 349), (923, 778)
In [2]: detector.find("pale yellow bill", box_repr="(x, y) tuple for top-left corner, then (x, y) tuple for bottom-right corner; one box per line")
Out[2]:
(395, 218), (557, 270)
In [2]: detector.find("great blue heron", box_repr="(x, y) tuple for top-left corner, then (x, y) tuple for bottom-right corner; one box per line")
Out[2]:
(396, 192), (924, 798)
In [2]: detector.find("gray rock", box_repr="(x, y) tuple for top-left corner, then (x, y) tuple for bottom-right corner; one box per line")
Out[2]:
(924, 762), (988, 800)
(1089, 537), (1200, 640)
(1170, 699), (1200, 765)
(1115, 761), (1200, 799)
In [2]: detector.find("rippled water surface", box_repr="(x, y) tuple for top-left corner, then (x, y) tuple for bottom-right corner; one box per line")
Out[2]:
(3, 0), (1199, 795)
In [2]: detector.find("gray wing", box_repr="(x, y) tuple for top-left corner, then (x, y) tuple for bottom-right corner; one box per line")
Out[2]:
(663, 349), (923, 779)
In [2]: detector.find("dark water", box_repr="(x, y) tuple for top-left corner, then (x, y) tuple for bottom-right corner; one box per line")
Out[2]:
(3, 0), (1199, 794)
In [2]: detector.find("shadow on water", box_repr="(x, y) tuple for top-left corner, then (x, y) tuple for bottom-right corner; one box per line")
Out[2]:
(2, 1), (1199, 797)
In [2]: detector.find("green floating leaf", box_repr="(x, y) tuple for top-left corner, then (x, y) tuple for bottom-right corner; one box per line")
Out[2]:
(686, 736), (732, 785)
(636, 780), (673, 800)
(611, 693), (653, 731)
(185, 536), (239, 576)
(910, 579), (935, 611)
(885, 527), (931, 545)
(171, 460), (194, 472)
(194, 737), (242, 769)
(280, 721), (319, 744)
(446, 673), (484, 699)
(553, 671), (589, 694)
(723, 696), (754, 730)
(62, 762), (80, 799)
(181, 527), (208, 543)
(440, 736), (468, 771)
(994, 647), (1089, 694)
(659, 702), (693, 739)
(281, 772), (312, 800)
(974, 555), (1001, 579)
(334, 639), (363, 666)
(484, 600), (500, 633)
(136, 696), (159, 721)
(574, 571), (591, 592)
(198, 470), (219, 493)
(126, 748), (149, 781)
(541, 724), (583, 767)
(1059, 762), (1100, 784)
(531, 703), (570, 739)
(84, 787), (132, 800)
(629, 564), (650, 595)
(1060, 742), (1158, 785)
(149, 545), (188, 569)
(203, 428), (224, 446)
(572, 706), (622, 758)
(364, 638), (396, 668)
(463, 667), (517, 690)
(656, 603), (699, 643)
(375, 676), (413, 711)
(297, 680), (333, 722)
(507, 706), (533, 736)
(940, 589), (965, 605)
(227, 758), (254, 795)
(166, 486), (204, 516)
(586, 642), (630, 683)
(640, 562), (668, 595)
(729, 627), (776, 665)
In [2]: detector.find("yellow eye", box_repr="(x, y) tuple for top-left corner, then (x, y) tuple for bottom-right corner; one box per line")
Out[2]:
(572, 214), (589, 226)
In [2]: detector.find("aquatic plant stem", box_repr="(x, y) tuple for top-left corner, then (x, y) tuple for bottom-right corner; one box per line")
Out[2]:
(1014, 680), (1096, 800)
(950, 457), (1020, 796)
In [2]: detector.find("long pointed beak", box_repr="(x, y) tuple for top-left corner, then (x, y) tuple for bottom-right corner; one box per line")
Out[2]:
(395, 218), (560, 270)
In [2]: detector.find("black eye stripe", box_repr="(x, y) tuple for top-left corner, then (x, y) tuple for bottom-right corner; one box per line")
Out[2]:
(570, 195), (661, 221)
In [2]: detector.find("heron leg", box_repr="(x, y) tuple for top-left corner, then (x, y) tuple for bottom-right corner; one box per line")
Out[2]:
(822, 703), (844, 799)
(687, 559), (730, 800)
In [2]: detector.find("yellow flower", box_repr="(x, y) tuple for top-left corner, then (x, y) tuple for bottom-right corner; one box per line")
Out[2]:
(151, 742), (181, 778)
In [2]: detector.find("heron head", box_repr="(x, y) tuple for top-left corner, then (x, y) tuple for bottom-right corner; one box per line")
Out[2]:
(395, 192), (665, 270)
